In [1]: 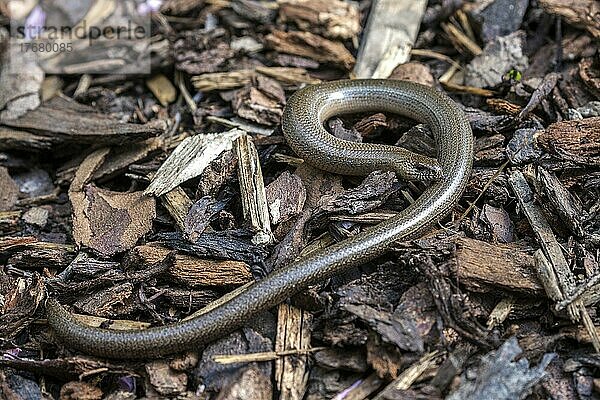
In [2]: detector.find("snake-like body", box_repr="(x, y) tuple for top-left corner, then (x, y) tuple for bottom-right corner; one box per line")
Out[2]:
(46, 80), (473, 358)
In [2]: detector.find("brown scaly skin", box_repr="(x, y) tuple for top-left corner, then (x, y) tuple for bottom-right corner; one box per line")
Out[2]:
(46, 79), (473, 358)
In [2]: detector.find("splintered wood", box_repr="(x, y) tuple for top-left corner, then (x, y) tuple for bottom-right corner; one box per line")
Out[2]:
(275, 304), (312, 400)
(234, 134), (273, 244)
(354, 0), (427, 78)
(145, 129), (244, 197)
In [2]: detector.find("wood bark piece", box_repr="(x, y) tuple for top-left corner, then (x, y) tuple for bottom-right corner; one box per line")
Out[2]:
(146, 360), (187, 397)
(0, 53), (43, 120)
(539, 0), (600, 38)
(579, 57), (600, 98)
(0, 356), (135, 383)
(556, 272), (600, 312)
(508, 170), (600, 352)
(0, 128), (53, 151)
(0, 236), (37, 252)
(232, 74), (286, 126)
(455, 237), (543, 294)
(92, 137), (164, 181)
(275, 304), (312, 400)
(145, 129), (244, 197)
(537, 117), (600, 166)
(133, 244), (253, 287)
(206, 116), (275, 136)
(215, 365), (273, 400)
(534, 249), (565, 303)
(508, 171), (577, 311)
(266, 30), (355, 70)
(74, 282), (136, 317)
(265, 171), (306, 226)
(234, 134), (273, 244)
(517, 72), (561, 120)
(534, 167), (585, 237)
(354, 0), (427, 78)
(1, 96), (165, 146)
(192, 67), (319, 92)
(486, 298), (515, 329)
(0, 275), (44, 340)
(7, 241), (75, 270)
(278, 0), (360, 40)
(73, 187), (156, 256)
(0, 211), (21, 235)
(161, 187), (194, 233)
(0, 166), (18, 212)
(59, 382), (102, 399)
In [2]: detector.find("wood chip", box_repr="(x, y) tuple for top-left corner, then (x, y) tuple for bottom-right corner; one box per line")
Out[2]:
(234, 134), (273, 244)
(265, 171), (306, 226)
(0, 166), (18, 211)
(145, 129), (244, 197)
(539, 0), (600, 38)
(133, 244), (253, 287)
(215, 365), (273, 400)
(537, 117), (600, 166)
(373, 351), (442, 399)
(59, 381), (103, 400)
(266, 30), (355, 70)
(455, 237), (543, 294)
(232, 75), (286, 125)
(162, 186), (194, 233)
(278, 0), (360, 41)
(508, 169), (600, 352)
(275, 304), (312, 400)
(146, 74), (178, 106)
(354, 0), (427, 78)
(192, 67), (319, 92)
(146, 360), (188, 397)
(1, 96), (165, 146)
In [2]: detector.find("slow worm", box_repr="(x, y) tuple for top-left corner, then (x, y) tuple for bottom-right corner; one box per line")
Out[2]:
(47, 79), (473, 358)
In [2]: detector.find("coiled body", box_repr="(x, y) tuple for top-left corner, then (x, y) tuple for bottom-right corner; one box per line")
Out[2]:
(47, 79), (473, 358)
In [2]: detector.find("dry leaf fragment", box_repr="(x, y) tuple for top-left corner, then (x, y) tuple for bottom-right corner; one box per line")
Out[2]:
(81, 187), (156, 256)
(70, 149), (156, 256)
